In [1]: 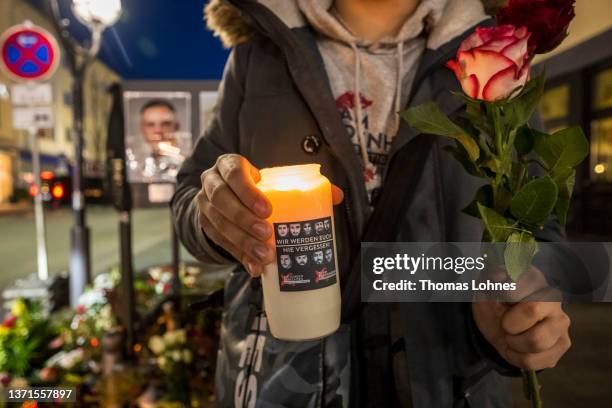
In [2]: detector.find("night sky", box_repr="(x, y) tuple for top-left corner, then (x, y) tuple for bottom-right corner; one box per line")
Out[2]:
(28, 0), (230, 80)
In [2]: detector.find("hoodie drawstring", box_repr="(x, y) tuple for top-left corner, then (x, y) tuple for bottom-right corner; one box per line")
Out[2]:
(350, 42), (371, 170)
(393, 41), (404, 135)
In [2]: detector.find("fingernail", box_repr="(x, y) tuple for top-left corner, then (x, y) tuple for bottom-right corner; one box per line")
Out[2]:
(252, 222), (270, 239)
(253, 199), (269, 216)
(253, 244), (269, 261)
(246, 261), (258, 276)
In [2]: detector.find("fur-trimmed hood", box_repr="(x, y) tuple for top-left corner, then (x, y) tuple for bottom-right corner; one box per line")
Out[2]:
(205, 0), (491, 49)
(204, 0), (255, 48)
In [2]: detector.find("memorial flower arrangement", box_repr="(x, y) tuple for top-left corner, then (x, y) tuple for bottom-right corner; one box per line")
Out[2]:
(402, 1), (580, 406)
(0, 264), (221, 406)
(0, 299), (54, 385)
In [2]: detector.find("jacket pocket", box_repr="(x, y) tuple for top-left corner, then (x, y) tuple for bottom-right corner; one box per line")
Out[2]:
(459, 370), (512, 408)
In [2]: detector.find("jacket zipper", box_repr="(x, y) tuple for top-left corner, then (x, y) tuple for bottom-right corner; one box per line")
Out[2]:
(243, 311), (263, 408)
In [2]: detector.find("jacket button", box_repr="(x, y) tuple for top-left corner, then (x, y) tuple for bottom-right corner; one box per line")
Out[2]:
(302, 135), (322, 154)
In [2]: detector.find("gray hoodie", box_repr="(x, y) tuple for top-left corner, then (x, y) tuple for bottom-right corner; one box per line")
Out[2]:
(297, 0), (448, 199)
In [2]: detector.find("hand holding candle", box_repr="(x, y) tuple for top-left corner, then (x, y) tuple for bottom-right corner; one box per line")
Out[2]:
(197, 154), (344, 277)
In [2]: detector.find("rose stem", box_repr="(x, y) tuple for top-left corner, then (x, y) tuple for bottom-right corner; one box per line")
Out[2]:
(526, 370), (542, 408)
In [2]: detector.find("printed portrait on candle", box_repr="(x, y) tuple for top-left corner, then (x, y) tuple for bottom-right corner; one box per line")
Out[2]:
(277, 224), (288, 237)
(290, 223), (301, 237)
(280, 254), (292, 269)
(296, 254), (309, 266)
(303, 222), (312, 235)
(313, 250), (324, 264)
(315, 221), (324, 234)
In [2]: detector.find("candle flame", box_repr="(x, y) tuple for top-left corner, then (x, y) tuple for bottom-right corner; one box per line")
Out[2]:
(257, 164), (324, 192)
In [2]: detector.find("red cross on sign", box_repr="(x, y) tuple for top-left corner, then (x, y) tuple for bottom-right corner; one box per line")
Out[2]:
(0, 23), (60, 82)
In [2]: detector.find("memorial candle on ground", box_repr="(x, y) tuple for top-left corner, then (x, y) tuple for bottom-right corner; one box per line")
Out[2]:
(256, 164), (341, 341)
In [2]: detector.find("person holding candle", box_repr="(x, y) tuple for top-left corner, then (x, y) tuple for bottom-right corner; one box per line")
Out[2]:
(171, 0), (571, 406)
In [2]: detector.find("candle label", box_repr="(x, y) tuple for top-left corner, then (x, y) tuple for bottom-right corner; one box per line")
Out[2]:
(273, 216), (337, 291)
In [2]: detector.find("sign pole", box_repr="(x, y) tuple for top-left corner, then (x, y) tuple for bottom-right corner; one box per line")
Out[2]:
(1, 22), (60, 282)
(29, 123), (49, 280)
(119, 210), (135, 355)
(107, 83), (135, 356)
(68, 65), (91, 306)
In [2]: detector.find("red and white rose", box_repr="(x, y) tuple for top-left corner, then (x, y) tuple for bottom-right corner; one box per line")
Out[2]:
(447, 25), (531, 101)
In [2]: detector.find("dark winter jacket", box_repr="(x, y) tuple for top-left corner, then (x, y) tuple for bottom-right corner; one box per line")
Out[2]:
(171, 0), (565, 406)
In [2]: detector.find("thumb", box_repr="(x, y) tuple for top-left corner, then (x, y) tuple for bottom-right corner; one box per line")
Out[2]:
(331, 184), (344, 205)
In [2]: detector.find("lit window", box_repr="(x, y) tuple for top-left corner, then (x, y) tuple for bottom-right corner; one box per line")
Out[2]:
(540, 85), (570, 122)
(593, 68), (612, 111)
(590, 117), (612, 182)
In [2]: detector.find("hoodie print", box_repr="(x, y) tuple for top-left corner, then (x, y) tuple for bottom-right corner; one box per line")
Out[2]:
(335, 91), (393, 193)
(296, 0), (445, 202)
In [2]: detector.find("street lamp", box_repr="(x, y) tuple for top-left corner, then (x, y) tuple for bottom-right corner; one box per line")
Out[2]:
(48, 0), (122, 307)
(71, 0), (122, 27)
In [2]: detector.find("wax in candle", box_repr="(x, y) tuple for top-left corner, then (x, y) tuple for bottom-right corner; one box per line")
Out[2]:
(257, 164), (341, 341)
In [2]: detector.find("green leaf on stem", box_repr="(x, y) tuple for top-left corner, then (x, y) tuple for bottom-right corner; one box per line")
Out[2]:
(464, 100), (494, 136)
(482, 156), (503, 174)
(534, 126), (589, 174)
(514, 125), (540, 157)
(495, 185), (513, 214)
(555, 198), (570, 226)
(504, 231), (537, 282)
(510, 176), (558, 226)
(401, 102), (480, 161)
(477, 132), (494, 158)
(477, 203), (512, 242)
(502, 73), (545, 130)
(552, 167), (576, 225)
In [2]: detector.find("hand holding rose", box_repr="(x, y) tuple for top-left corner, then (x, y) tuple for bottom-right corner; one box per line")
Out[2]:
(472, 266), (571, 371)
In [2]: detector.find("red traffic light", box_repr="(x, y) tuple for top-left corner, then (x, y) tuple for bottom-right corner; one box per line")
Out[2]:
(51, 183), (65, 200)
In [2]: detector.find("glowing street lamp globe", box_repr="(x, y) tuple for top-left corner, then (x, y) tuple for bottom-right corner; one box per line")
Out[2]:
(71, 0), (122, 28)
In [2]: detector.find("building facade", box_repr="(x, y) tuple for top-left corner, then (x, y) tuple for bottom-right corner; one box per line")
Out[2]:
(0, 0), (120, 204)
(537, 0), (612, 236)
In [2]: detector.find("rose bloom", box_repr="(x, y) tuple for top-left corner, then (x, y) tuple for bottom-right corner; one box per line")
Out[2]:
(49, 334), (65, 349)
(39, 366), (58, 382)
(0, 372), (11, 386)
(497, 0), (575, 55)
(447, 25), (530, 101)
(2, 314), (17, 329)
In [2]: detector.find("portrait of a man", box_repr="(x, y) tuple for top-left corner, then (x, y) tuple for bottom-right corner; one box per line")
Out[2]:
(313, 250), (324, 265)
(279, 254), (292, 270)
(290, 223), (301, 237)
(124, 91), (192, 184)
(277, 224), (288, 237)
(295, 254), (308, 266)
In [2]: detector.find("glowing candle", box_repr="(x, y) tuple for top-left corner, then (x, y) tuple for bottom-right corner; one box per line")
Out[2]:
(257, 164), (341, 341)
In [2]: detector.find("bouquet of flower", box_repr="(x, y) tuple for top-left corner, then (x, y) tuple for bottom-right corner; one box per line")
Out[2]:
(402, 1), (581, 406)
(147, 328), (194, 404)
(0, 299), (55, 385)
